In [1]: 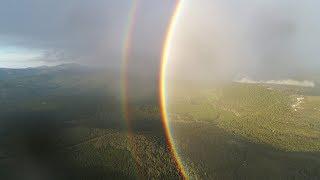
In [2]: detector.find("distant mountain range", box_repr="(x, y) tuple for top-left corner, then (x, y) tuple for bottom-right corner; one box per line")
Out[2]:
(0, 63), (158, 104)
(0, 63), (96, 79)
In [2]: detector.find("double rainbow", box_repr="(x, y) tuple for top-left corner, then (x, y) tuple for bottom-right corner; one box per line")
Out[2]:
(121, 0), (187, 178)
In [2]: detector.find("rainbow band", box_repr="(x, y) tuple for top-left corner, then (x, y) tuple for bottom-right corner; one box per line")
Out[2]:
(121, 0), (142, 178)
(121, 0), (140, 130)
(160, 0), (188, 178)
(121, 0), (187, 178)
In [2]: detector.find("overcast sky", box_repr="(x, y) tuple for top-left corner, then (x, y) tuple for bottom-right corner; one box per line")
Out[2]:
(167, 0), (320, 81)
(0, 0), (176, 68)
(1, 0), (320, 82)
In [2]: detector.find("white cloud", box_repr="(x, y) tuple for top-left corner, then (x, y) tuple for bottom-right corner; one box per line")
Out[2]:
(235, 77), (315, 87)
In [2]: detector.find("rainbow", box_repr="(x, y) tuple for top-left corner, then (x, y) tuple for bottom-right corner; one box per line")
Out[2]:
(160, 0), (188, 178)
(121, 0), (141, 178)
(121, 0), (188, 178)
(121, 0), (140, 131)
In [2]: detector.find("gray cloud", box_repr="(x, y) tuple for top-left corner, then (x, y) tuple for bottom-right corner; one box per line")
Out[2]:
(0, 0), (176, 68)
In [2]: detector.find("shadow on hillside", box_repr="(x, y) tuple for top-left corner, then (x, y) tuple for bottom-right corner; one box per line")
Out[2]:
(0, 111), (139, 180)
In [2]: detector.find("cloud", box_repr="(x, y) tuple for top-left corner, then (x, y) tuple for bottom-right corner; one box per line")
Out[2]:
(166, 0), (320, 83)
(0, 0), (176, 68)
(235, 77), (315, 87)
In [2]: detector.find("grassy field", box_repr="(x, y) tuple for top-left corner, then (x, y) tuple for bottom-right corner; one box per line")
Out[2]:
(167, 82), (320, 179)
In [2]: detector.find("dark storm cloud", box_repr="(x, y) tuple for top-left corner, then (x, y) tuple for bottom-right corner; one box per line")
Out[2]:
(0, 0), (176, 67)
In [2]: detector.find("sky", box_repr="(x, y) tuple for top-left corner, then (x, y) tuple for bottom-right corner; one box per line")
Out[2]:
(166, 0), (320, 82)
(0, 0), (176, 68)
(1, 0), (320, 82)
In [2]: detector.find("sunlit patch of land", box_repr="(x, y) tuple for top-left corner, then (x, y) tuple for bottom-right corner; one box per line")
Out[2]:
(168, 83), (320, 152)
(166, 81), (320, 179)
